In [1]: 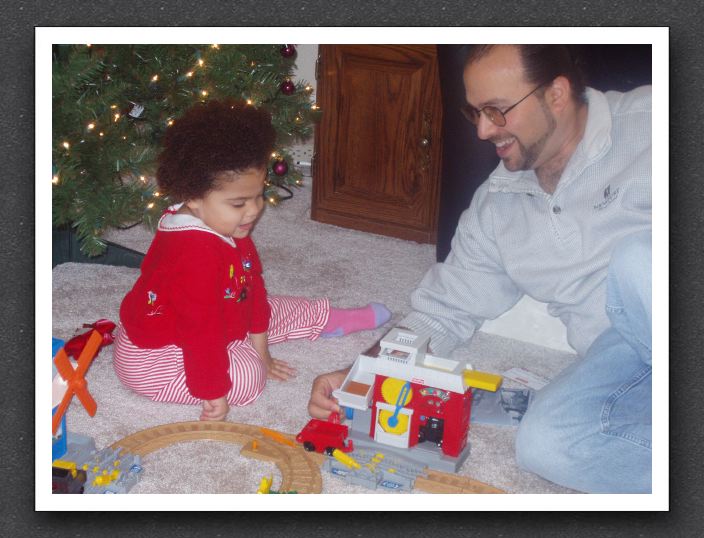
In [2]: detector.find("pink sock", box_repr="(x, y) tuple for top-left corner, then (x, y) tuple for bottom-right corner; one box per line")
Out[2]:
(320, 303), (391, 337)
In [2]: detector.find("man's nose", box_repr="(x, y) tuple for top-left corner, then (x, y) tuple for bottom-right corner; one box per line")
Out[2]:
(475, 112), (498, 141)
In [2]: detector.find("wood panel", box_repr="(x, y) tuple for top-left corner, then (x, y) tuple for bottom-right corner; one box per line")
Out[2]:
(312, 45), (443, 243)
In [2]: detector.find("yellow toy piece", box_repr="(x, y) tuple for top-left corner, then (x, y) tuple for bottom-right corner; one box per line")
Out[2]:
(463, 369), (503, 392)
(378, 408), (410, 434)
(92, 468), (120, 486)
(52, 459), (78, 478)
(380, 377), (413, 405)
(331, 449), (361, 469)
(257, 475), (273, 494)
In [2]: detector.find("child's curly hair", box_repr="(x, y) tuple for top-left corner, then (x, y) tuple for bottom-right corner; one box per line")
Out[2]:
(156, 99), (276, 201)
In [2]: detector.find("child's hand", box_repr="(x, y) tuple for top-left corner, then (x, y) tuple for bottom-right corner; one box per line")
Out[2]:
(263, 354), (297, 381)
(200, 396), (229, 421)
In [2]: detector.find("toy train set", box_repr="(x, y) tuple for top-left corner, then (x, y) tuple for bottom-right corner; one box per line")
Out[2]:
(50, 326), (524, 494)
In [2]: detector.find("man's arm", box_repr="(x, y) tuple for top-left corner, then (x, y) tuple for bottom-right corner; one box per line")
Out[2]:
(400, 184), (524, 356)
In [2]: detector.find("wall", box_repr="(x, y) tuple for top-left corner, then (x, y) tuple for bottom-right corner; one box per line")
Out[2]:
(289, 44), (318, 165)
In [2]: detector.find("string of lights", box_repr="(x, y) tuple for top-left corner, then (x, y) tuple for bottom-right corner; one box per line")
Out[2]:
(53, 44), (320, 256)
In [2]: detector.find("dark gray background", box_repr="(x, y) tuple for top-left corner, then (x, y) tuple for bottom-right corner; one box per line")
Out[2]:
(2, 0), (700, 535)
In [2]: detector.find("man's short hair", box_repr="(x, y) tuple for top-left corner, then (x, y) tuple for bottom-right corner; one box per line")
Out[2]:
(465, 45), (587, 104)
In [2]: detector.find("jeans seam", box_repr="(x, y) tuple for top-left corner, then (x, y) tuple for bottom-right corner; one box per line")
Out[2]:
(600, 365), (652, 449)
(606, 306), (652, 357)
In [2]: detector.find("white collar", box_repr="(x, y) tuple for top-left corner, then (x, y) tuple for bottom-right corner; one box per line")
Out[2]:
(158, 203), (237, 248)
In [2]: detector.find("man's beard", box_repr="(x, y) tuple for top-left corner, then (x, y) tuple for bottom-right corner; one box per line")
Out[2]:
(508, 98), (557, 171)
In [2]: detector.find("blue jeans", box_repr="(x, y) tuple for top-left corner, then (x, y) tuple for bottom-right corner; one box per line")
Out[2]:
(515, 231), (652, 493)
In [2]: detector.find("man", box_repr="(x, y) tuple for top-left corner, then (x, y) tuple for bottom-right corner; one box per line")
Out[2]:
(308, 45), (652, 493)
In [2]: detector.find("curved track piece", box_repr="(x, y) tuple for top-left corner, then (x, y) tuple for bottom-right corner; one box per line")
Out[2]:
(110, 421), (322, 493)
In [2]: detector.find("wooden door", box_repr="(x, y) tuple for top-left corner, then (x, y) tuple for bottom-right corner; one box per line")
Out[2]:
(312, 45), (443, 243)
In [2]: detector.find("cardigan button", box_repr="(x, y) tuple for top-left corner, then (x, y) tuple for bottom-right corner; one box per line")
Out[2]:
(552, 205), (562, 214)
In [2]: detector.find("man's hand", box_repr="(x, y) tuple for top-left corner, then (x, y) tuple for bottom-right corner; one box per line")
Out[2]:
(263, 354), (297, 381)
(307, 368), (349, 419)
(200, 396), (229, 421)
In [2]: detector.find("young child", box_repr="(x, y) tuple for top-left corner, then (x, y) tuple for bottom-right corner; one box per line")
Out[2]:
(113, 100), (390, 421)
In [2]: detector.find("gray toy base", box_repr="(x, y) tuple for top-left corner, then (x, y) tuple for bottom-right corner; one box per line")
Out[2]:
(347, 408), (470, 473)
(470, 387), (535, 426)
(56, 432), (144, 494)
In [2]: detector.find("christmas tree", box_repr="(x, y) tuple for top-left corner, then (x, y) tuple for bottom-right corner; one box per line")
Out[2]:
(52, 44), (319, 256)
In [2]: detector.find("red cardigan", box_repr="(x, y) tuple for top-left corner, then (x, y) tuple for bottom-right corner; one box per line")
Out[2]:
(120, 209), (270, 399)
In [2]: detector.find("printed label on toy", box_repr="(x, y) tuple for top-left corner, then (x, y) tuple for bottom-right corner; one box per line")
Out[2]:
(502, 367), (550, 390)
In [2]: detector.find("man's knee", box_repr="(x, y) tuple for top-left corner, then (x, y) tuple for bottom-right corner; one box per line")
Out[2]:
(515, 405), (568, 478)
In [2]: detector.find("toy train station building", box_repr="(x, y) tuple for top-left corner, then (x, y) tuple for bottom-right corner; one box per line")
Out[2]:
(333, 328), (474, 471)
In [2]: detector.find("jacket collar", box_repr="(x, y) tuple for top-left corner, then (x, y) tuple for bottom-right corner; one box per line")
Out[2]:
(158, 203), (237, 248)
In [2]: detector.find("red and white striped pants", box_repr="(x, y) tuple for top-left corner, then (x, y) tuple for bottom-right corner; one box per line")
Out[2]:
(113, 295), (329, 406)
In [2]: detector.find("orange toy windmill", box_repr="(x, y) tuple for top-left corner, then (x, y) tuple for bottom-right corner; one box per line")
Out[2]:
(52, 330), (101, 435)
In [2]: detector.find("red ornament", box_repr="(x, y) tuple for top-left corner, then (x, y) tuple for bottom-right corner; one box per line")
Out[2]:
(280, 44), (296, 58)
(280, 79), (296, 96)
(273, 159), (288, 176)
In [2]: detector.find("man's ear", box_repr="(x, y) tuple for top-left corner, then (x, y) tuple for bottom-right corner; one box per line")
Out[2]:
(545, 75), (571, 113)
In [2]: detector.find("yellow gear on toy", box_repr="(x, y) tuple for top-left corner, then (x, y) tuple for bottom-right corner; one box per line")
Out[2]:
(378, 408), (410, 434)
(378, 377), (413, 435)
(380, 377), (413, 405)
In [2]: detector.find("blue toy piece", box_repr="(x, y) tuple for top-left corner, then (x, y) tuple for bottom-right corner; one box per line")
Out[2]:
(387, 381), (411, 428)
(52, 338), (67, 461)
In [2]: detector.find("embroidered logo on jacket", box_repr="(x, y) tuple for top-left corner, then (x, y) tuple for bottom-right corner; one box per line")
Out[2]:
(224, 260), (251, 301)
(146, 290), (163, 316)
(594, 184), (620, 210)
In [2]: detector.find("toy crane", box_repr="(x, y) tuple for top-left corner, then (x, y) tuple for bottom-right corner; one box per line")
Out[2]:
(52, 330), (101, 435)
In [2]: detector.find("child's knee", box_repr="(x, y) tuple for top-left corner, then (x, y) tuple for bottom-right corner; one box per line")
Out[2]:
(227, 351), (267, 406)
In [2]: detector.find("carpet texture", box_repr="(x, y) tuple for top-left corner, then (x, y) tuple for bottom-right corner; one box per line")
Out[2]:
(52, 184), (578, 494)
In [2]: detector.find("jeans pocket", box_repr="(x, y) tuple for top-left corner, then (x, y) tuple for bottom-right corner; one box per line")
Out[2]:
(600, 365), (652, 449)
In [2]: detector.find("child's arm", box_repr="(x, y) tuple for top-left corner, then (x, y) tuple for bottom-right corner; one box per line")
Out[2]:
(250, 331), (297, 381)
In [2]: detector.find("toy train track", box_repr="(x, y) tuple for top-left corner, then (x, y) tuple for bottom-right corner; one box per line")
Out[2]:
(110, 421), (323, 494)
(110, 421), (504, 494)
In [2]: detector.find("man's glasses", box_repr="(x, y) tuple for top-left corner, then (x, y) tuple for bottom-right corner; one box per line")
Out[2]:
(460, 84), (545, 127)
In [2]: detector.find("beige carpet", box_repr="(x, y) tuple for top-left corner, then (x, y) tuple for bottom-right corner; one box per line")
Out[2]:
(51, 184), (578, 495)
